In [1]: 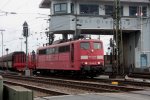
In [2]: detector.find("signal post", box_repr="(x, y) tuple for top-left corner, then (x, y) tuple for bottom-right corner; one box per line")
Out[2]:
(23, 21), (30, 76)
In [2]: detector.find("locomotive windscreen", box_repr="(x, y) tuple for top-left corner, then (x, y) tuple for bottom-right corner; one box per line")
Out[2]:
(93, 42), (102, 49)
(80, 42), (90, 50)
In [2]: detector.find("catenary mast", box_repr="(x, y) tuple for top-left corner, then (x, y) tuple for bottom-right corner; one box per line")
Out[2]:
(113, 0), (124, 75)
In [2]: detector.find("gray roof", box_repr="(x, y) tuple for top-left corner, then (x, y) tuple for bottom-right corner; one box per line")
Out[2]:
(39, 0), (150, 8)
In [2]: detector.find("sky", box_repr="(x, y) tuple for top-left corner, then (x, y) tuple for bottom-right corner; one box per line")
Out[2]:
(0, 0), (112, 56)
(0, 0), (50, 56)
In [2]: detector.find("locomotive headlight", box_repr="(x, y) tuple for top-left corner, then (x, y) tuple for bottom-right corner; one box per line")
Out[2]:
(84, 62), (88, 65)
(97, 62), (100, 64)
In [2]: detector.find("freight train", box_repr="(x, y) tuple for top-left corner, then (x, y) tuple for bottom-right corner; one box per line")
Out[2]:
(0, 39), (105, 77)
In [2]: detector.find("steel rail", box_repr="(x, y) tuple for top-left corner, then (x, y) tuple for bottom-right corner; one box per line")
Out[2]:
(3, 75), (116, 92)
(4, 80), (68, 96)
(3, 75), (142, 92)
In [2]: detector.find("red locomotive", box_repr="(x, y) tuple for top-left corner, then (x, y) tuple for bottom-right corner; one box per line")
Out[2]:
(0, 39), (105, 77)
(36, 39), (104, 77)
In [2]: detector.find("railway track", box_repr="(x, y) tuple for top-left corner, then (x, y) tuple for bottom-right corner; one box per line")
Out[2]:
(45, 75), (150, 88)
(3, 75), (117, 93)
(93, 78), (150, 87)
(2, 74), (142, 94)
(30, 74), (150, 88)
(128, 73), (150, 79)
(4, 80), (68, 96)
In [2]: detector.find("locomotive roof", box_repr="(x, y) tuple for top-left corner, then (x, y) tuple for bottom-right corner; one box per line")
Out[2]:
(0, 51), (25, 61)
(37, 39), (103, 50)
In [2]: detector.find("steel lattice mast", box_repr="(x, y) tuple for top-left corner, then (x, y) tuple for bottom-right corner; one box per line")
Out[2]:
(113, 0), (124, 75)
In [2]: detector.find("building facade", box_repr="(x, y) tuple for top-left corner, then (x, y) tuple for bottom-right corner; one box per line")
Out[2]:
(40, 0), (150, 73)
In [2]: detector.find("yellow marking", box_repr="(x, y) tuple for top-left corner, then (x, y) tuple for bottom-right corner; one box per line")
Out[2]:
(111, 81), (119, 85)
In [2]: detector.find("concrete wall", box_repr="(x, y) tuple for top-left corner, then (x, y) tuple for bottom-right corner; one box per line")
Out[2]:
(50, 15), (140, 32)
(123, 33), (136, 72)
(141, 18), (150, 68)
(50, 15), (74, 32)
(50, 0), (146, 32)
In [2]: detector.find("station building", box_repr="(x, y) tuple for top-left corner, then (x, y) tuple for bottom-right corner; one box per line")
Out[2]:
(39, 0), (150, 73)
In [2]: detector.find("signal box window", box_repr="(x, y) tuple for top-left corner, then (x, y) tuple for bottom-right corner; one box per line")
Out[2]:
(105, 5), (123, 16)
(80, 4), (99, 15)
(94, 42), (102, 49)
(105, 5), (113, 16)
(129, 6), (147, 17)
(71, 3), (74, 13)
(80, 42), (90, 50)
(129, 6), (138, 16)
(54, 3), (67, 14)
(142, 7), (147, 16)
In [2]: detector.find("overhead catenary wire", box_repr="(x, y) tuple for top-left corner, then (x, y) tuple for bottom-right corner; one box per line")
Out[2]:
(3, 30), (47, 50)
(12, 0), (30, 11)
(0, 0), (12, 9)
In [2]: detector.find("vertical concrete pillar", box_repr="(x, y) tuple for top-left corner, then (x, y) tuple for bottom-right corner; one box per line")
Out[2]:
(0, 76), (3, 100)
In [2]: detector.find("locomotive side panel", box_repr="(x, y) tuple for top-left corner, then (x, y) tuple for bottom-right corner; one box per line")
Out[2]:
(36, 39), (104, 72)
(73, 42), (82, 70)
(36, 44), (76, 70)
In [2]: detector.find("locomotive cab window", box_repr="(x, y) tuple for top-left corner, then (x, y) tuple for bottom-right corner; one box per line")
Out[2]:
(80, 42), (90, 50)
(94, 42), (102, 49)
